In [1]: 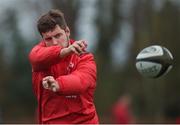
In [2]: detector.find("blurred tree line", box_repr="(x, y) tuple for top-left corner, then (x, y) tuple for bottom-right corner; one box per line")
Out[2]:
(0, 0), (180, 123)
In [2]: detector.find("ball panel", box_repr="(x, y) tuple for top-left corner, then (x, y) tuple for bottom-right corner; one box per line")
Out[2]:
(162, 47), (173, 65)
(157, 65), (173, 78)
(136, 45), (163, 60)
(163, 47), (173, 59)
(136, 61), (162, 78)
(163, 65), (173, 76)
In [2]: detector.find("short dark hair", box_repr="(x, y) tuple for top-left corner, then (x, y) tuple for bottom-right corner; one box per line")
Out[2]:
(37, 9), (67, 35)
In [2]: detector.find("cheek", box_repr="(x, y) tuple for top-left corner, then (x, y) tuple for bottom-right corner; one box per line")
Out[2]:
(58, 37), (69, 46)
(58, 40), (68, 47)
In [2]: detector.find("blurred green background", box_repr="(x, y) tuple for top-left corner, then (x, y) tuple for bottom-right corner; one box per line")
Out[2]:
(0, 0), (180, 123)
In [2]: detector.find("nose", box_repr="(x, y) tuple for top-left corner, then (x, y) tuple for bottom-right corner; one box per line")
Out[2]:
(52, 38), (58, 45)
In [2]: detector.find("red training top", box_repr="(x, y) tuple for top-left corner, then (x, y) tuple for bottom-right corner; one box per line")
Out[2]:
(29, 39), (99, 124)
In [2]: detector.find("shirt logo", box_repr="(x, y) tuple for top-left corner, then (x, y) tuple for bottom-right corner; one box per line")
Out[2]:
(65, 95), (77, 99)
(67, 62), (74, 73)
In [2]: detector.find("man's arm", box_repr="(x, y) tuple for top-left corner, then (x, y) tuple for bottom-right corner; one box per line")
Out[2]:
(29, 44), (63, 71)
(29, 40), (87, 71)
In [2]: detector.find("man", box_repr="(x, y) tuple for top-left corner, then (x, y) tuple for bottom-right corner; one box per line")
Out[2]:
(111, 95), (135, 124)
(29, 9), (99, 124)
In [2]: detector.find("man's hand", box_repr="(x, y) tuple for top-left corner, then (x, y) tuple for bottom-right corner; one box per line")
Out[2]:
(42, 76), (60, 92)
(69, 40), (87, 55)
(60, 40), (87, 58)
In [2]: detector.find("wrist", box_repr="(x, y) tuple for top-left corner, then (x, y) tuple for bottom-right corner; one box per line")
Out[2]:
(60, 47), (72, 58)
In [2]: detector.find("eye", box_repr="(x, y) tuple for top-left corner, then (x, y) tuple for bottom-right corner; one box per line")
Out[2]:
(45, 37), (52, 41)
(54, 33), (61, 39)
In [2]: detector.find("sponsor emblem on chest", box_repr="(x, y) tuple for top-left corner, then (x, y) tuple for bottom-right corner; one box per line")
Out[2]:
(65, 95), (77, 99)
(67, 62), (74, 73)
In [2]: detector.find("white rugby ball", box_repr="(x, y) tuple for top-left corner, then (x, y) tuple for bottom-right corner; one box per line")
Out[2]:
(136, 45), (173, 78)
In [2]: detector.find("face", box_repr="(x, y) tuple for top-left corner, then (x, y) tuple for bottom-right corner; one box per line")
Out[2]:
(42, 25), (70, 47)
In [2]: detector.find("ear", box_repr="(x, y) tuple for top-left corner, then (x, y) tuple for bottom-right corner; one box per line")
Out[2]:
(65, 27), (70, 37)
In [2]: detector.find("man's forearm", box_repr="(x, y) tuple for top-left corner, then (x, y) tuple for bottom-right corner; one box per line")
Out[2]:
(29, 45), (62, 70)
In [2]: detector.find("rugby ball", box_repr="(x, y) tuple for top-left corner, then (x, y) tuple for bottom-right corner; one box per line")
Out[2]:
(136, 45), (173, 78)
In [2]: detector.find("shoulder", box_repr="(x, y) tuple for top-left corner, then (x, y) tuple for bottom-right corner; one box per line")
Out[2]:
(29, 41), (45, 52)
(33, 41), (46, 48)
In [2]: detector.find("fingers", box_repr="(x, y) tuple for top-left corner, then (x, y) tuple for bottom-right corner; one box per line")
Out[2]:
(70, 40), (88, 55)
(77, 40), (87, 51)
(42, 76), (59, 92)
(51, 83), (58, 92)
(42, 76), (53, 81)
(42, 80), (49, 89)
(76, 40), (86, 49)
(69, 45), (80, 55)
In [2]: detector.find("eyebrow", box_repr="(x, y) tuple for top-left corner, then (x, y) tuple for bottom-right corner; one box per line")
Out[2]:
(44, 37), (52, 40)
(44, 33), (61, 39)
(54, 33), (61, 37)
